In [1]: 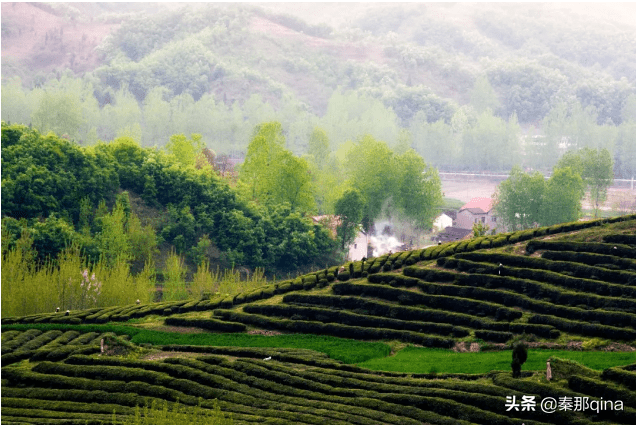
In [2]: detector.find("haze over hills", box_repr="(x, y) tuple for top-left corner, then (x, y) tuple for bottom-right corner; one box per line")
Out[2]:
(2, 2), (634, 124)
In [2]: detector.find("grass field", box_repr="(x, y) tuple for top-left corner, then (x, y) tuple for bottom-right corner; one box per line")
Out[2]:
(358, 346), (637, 374)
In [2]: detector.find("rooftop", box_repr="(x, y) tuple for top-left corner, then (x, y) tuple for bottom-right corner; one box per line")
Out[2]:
(459, 197), (494, 214)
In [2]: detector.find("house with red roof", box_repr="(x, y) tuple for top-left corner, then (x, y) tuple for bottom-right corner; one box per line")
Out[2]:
(456, 197), (504, 234)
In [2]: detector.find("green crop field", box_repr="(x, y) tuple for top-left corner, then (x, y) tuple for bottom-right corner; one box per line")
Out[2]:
(358, 346), (636, 374)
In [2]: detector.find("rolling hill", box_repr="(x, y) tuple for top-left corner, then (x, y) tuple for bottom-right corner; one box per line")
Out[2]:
(2, 215), (635, 424)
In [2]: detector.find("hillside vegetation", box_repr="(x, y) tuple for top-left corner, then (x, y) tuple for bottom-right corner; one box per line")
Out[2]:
(2, 215), (635, 424)
(2, 3), (635, 176)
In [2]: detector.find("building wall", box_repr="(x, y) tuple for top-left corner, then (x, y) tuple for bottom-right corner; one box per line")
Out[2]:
(456, 210), (478, 230)
(348, 232), (369, 261)
(457, 209), (505, 234)
(433, 214), (453, 231)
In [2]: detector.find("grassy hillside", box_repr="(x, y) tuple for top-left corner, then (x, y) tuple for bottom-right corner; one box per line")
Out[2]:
(2, 215), (635, 423)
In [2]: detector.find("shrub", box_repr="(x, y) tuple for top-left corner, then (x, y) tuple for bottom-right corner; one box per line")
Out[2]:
(336, 271), (350, 281)
(164, 317), (246, 333)
(511, 342), (528, 378)
(602, 367), (637, 391)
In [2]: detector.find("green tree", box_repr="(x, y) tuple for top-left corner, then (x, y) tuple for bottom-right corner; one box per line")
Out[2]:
(97, 197), (132, 267)
(460, 110), (519, 171)
(238, 122), (315, 213)
(542, 166), (585, 225)
(31, 91), (83, 139)
(410, 116), (455, 168)
(307, 127), (330, 169)
(1, 77), (32, 125)
(493, 166), (546, 231)
(334, 189), (364, 249)
(345, 135), (395, 223)
(143, 87), (173, 144)
(557, 148), (614, 218)
(470, 74), (501, 114)
(393, 149), (443, 229)
(165, 133), (205, 168)
(581, 148), (614, 218)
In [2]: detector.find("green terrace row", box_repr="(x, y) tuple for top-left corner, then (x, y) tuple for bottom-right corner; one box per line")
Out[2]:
(425, 261), (635, 312)
(1, 357), (476, 425)
(438, 252), (636, 286)
(2, 216), (634, 327)
(1, 329), (120, 366)
(331, 281), (635, 341)
(282, 293), (559, 338)
(442, 252), (635, 298)
(213, 309), (456, 348)
(370, 274), (635, 329)
(525, 240), (636, 258)
(4, 353), (635, 425)
(239, 302), (558, 341)
(392, 270), (636, 327)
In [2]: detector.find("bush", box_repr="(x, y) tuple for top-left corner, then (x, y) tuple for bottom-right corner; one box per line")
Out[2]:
(511, 342), (528, 378)
(164, 317), (246, 333)
(528, 314), (635, 340)
(527, 240), (635, 258)
(602, 367), (637, 391)
(569, 375), (636, 409)
(336, 271), (350, 281)
(475, 330), (514, 343)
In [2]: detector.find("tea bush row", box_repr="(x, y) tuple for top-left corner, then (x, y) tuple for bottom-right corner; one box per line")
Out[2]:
(433, 259), (635, 313)
(603, 234), (636, 245)
(160, 345), (357, 371)
(62, 356), (456, 425)
(333, 281), (522, 321)
(528, 314), (635, 341)
(380, 271), (635, 332)
(451, 252), (635, 298)
(540, 251), (635, 270)
(452, 252), (635, 286)
(0, 406), (115, 423)
(1, 397), (133, 416)
(568, 375), (636, 409)
(526, 240), (635, 258)
(243, 303), (470, 338)
(601, 367), (636, 391)
(45, 330), (83, 348)
(373, 273), (587, 325)
(1, 329), (42, 353)
(201, 358), (515, 425)
(282, 293), (558, 338)
(12, 330), (63, 352)
(226, 360), (546, 425)
(213, 309), (455, 348)
(163, 316), (246, 333)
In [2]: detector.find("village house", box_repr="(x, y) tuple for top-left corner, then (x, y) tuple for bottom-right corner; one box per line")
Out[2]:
(456, 197), (504, 234)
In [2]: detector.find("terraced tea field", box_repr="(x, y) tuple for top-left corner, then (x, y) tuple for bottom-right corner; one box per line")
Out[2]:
(2, 215), (636, 424)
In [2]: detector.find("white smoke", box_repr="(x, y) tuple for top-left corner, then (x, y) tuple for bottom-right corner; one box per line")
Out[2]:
(370, 235), (403, 257)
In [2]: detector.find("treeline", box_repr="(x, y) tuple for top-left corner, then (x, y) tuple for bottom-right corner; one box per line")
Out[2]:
(3, 73), (635, 179)
(493, 147), (615, 231)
